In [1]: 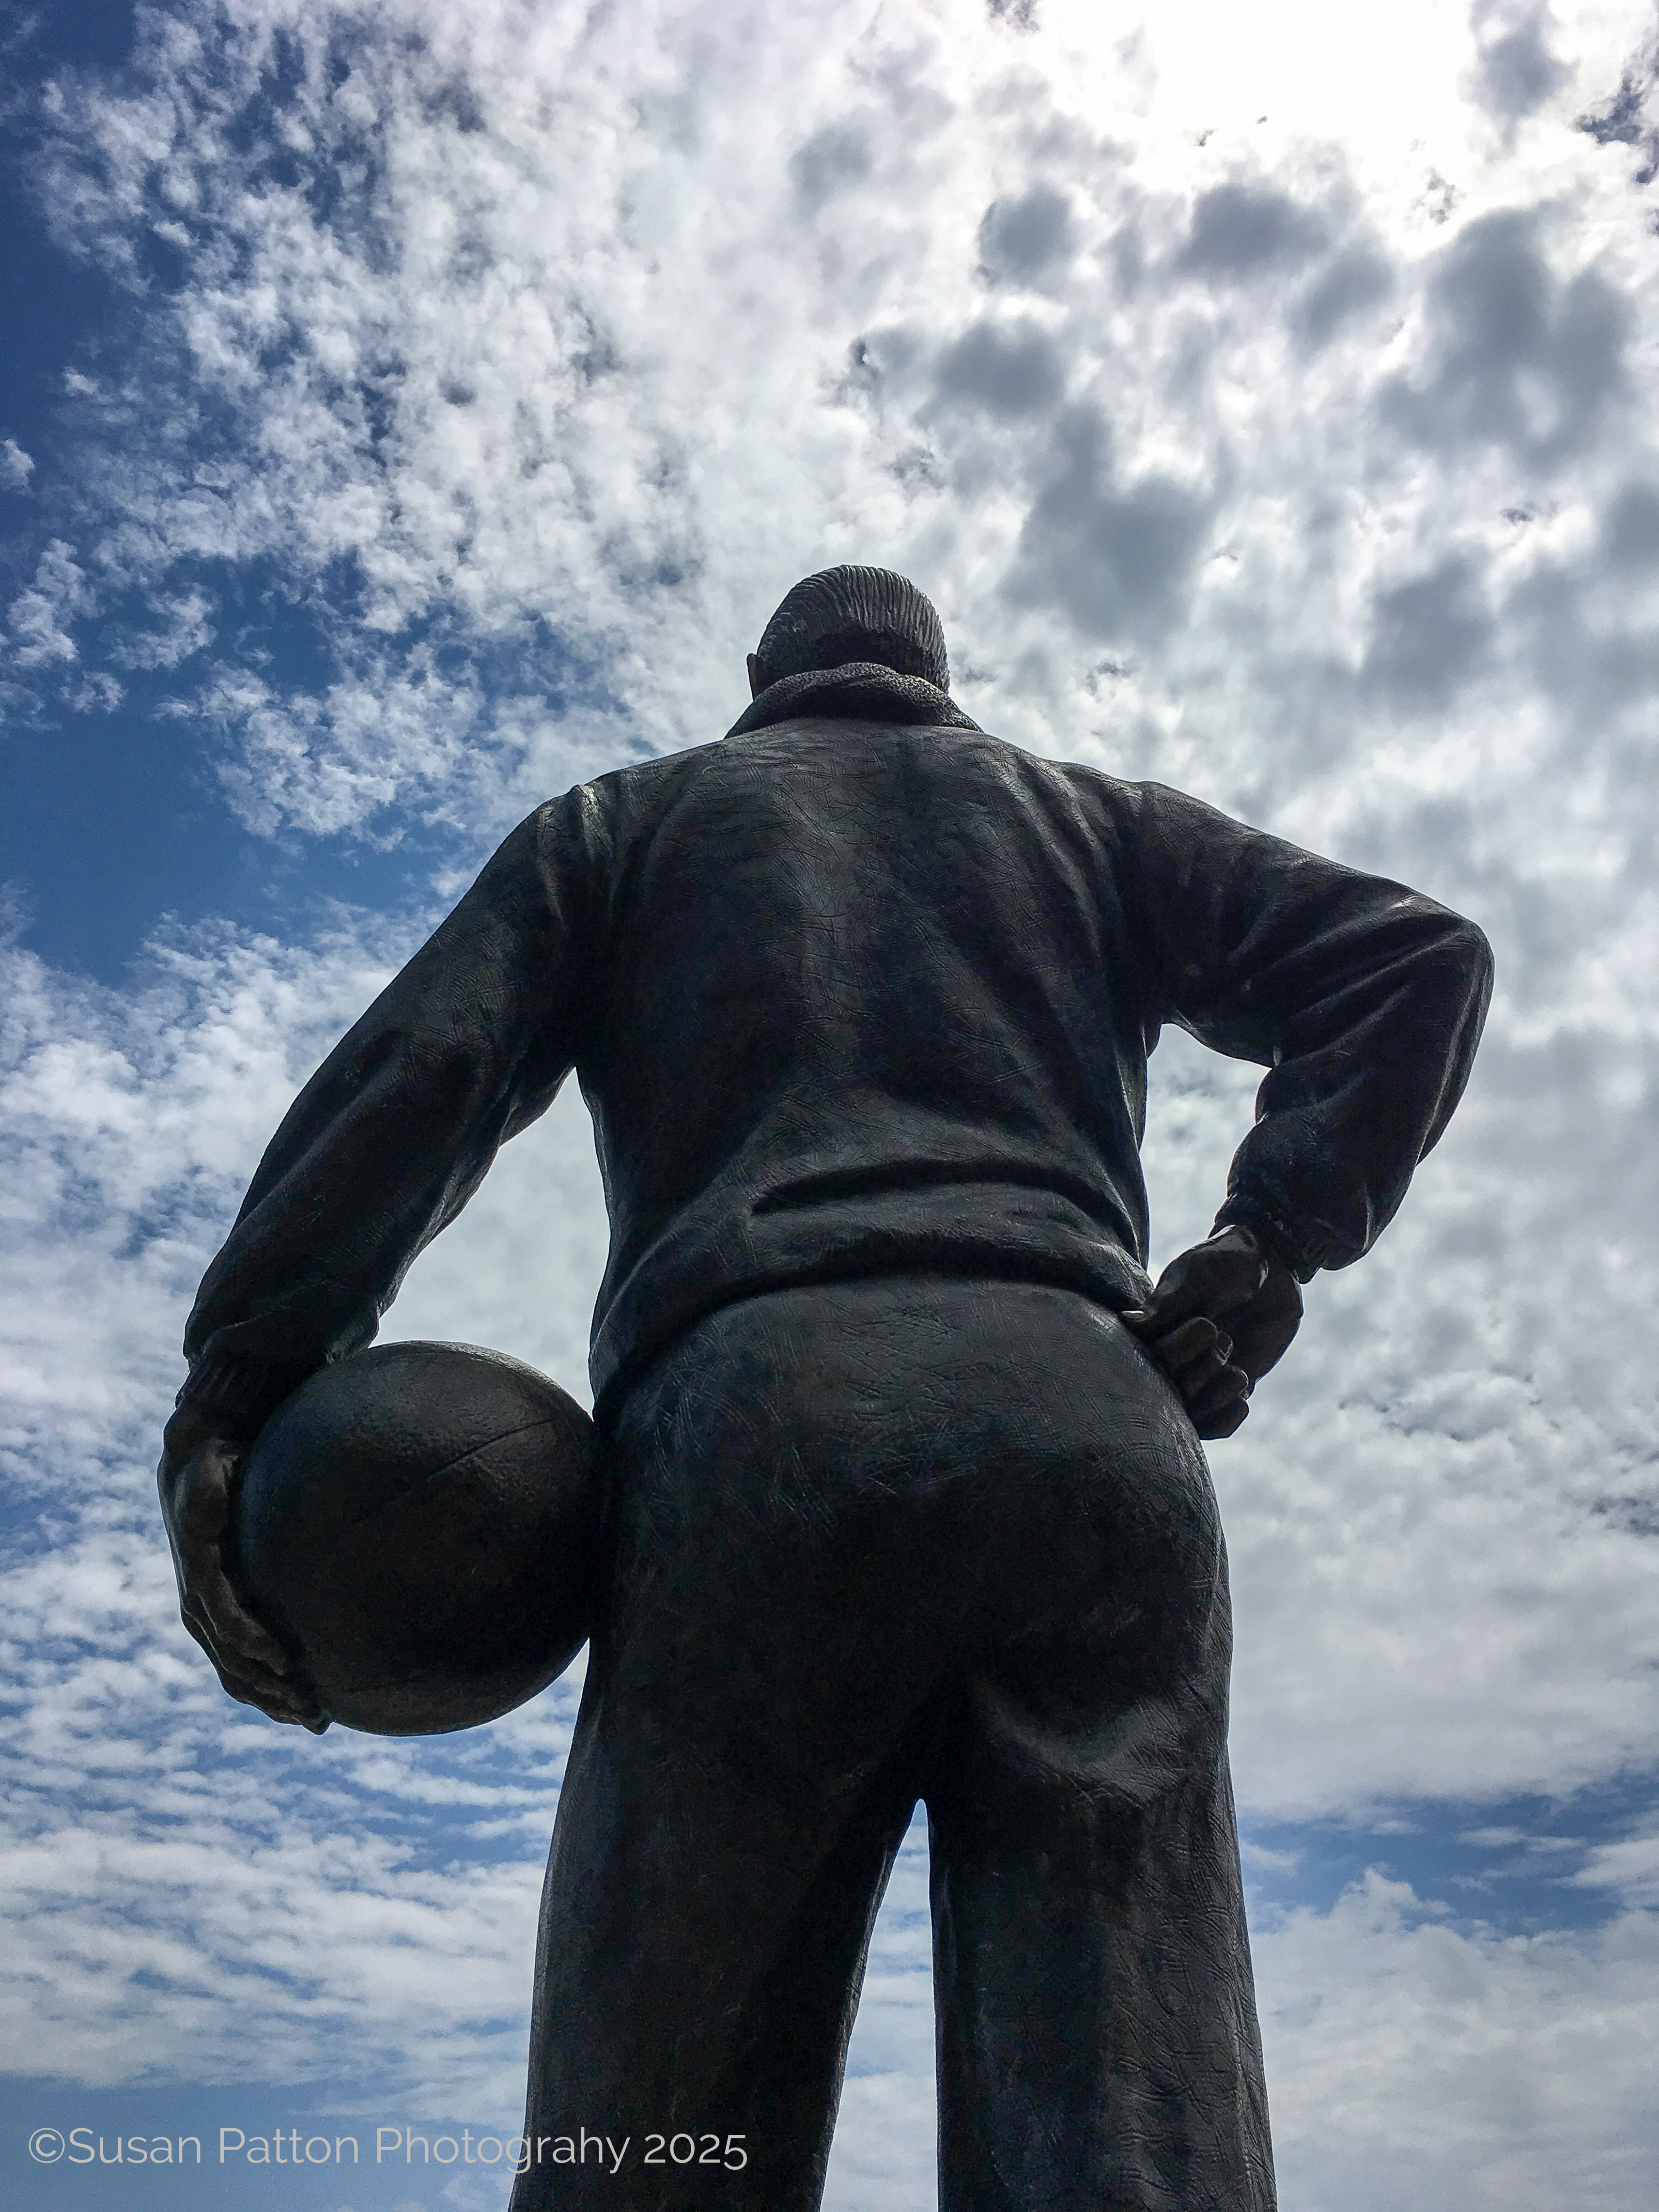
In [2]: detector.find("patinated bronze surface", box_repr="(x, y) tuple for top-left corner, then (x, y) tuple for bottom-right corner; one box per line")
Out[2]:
(159, 566), (1491, 2209)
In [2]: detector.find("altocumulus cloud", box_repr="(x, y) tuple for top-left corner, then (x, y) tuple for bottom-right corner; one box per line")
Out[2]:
(3, 1), (1659, 2207)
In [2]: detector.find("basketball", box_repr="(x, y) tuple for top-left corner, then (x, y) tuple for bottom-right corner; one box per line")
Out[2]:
(234, 1341), (600, 1736)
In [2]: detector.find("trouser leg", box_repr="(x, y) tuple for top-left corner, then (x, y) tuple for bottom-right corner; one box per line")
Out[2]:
(512, 1689), (915, 2210)
(929, 1690), (1273, 2210)
(511, 1288), (946, 2212)
(924, 1313), (1275, 2212)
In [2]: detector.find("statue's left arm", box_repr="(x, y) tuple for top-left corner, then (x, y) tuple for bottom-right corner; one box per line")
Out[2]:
(158, 794), (598, 1723)
(1114, 782), (1495, 1436)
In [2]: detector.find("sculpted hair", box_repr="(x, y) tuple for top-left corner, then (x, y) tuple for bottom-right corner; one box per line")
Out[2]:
(753, 566), (949, 691)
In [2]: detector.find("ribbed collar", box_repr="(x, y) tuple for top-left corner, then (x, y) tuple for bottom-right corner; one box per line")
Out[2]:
(723, 660), (982, 738)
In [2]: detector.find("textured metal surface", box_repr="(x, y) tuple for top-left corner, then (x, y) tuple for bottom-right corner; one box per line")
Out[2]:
(165, 603), (1491, 2204)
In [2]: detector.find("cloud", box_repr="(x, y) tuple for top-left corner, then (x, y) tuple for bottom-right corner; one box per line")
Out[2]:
(791, 120), (877, 212)
(1, 853), (1652, 2194)
(1574, 30), (1659, 184)
(0, 437), (34, 492)
(1601, 480), (1659, 572)
(976, 183), (1075, 286)
(111, 588), (214, 671)
(1571, 1826), (1659, 1909)
(7, 0), (1650, 848)
(822, 1818), (933, 2211)
(1257, 1872), (1659, 2212)
(1180, 179), (1328, 280)
(1471, 5), (1571, 127)
(1288, 242), (1394, 350)
(1136, 1008), (1659, 1825)
(1004, 404), (1212, 643)
(933, 316), (1067, 418)
(1364, 552), (1496, 707)
(839, 1828), (1659, 2212)
(6, 539), (89, 666)
(1379, 208), (1631, 466)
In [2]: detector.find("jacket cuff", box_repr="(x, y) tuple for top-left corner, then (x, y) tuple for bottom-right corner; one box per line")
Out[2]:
(174, 1349), (315, 1441)
(1211, 1196), (1325, 1284)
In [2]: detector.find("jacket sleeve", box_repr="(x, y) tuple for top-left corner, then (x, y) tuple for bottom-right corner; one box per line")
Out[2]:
(1115, 781), (1494, 1281)
(176, 793), (599, 1437)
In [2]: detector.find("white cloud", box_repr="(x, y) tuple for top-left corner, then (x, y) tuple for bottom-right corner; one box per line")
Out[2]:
(1257, 1873), (1659, 2212)
(1570, 1825), (1659, 1908)
(6, 539), (88, 666)
(111, 588), (214, 671)
(0, 438), (34, 492)
(1468, 6), (1571, 134)
(3, 0), (1649, 933)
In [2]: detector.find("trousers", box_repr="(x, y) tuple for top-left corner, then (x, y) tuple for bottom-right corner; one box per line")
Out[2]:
(510, 1276), (1275, 2211)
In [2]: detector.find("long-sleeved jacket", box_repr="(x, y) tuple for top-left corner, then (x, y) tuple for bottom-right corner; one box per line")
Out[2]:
(179, 662), (1493, 1436)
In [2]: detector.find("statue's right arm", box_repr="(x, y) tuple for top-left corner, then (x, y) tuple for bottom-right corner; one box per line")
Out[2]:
(1112, 778), (1493, 1434)
(1116, 778), (1493, 1275)
(158, 793), (599, 1724)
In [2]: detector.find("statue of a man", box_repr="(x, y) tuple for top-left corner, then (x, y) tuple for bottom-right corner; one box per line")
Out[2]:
(158, 567), (1491, 2210)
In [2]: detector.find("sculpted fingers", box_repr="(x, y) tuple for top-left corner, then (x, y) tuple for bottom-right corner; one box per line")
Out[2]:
(1128, 1312), (1252, 1429)
(185, 1552), (294, 1680)
(221, 1669), (327, 1732)
(1121, 1299), (1260, 1436)
(180, 1592), (326, 1730)
(171, 1444), (293, 1677)
(163, 1435), (326, 1727)
(1151, 1315), (1234, 1386)
(1190, 1386), (1252, 1441)
(1123, 1225), (1304, 1432)
(197, 1630), (328, 1732)
(1188, 1355), (1252, 1416)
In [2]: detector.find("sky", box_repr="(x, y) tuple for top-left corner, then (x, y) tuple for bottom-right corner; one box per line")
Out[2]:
(2, 0), (1658, 2206)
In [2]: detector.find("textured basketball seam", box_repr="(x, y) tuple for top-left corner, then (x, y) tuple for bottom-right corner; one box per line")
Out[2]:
(327, 1414), (575, 1543)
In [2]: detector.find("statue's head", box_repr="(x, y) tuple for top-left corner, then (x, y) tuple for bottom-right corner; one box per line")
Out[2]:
(748, 566), (948, 699)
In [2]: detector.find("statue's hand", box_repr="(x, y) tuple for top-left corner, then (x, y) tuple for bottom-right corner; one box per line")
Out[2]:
(1121, 1222), (1303, 1441)
(157, 1406), (328, 1731)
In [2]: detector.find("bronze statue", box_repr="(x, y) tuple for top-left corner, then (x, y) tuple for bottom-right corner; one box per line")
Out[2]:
(159, 567), (1491, 2209)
